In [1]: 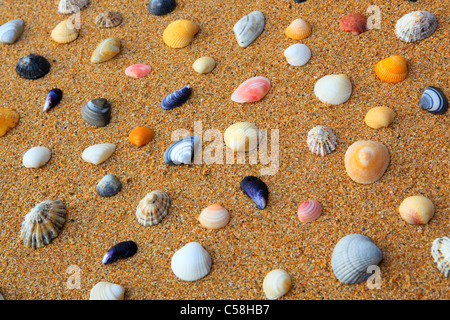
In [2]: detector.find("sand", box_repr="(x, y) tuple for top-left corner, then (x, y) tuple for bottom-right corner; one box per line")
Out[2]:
(0, 0), (449, 300)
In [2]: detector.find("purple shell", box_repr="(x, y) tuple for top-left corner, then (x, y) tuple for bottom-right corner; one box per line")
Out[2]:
(161, 84), (191, 110)
(43, 88), (63, 111)
(240, 176), (269, 209)
(102, 240), (138, 265)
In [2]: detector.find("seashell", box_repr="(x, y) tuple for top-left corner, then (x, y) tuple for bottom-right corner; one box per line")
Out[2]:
(96, 174), (122, 197)
(19, 199), (66, 249)
(171, 242), (212, 281)
(233, 11), (265, 48)
(331, 234), (383, 284)
(163, 135), (200, 165)
(128, 126), (155, 146)
(51, 19), (79, 43)
(198, 204), (230, 230)
(344, 140), (390, 184)
(15, 54), (51, 80)
(161, 84), (192, 110)
(285, 18), (311, 40)
(431, 237), (450, 278)
(102, 240), (138, 265)
(148, 0), (176, 16)
(91, 37), (121, 63)
(240, 176), (269, 210)
(58, 0), (89, 14)
(192, 57), (216, 74)
(307, 125), (337, 156)
(284, 43), (311, 67)
(95, 11), (122, 28)
(297, 200), (322, 223)
(419, 86), (448, 115)
(81, 143), (116, 165)
(22, 146), (51, 168)
(374, 55), (408, 83)
(43, 88), (63, 111)
(0, 19), (24, 44)
(89, 282), (124, 300)
(395, 11), (438, 43)
(224, 122), (261, 152)
(0, 293), (3, 300)
(263, 269), (292, 300)
(136, 190), (170, 226)
(231, 76), (271, 103)
(125, 64), (151, 78)
(0, 108), (19, 137)
(339, 13), (367, 35)
(398, 195), (435, 225)
(81, 98), (111, 127)
(162, 19), (199, 49)
(364, 107), (395, 129)
(314, 74), (352, 105)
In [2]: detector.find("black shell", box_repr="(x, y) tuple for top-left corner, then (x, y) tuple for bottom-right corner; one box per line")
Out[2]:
(15, 54), (51, 79)
(240, 176), (269, 209)
(102, 240), (138, 265)
(43, 88), (63, 111)
(148, 0), (176, 16)
(161, 84), (191, 110)
(81, 98), (111, 126)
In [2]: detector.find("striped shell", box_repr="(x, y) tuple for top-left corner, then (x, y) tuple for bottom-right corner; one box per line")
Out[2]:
(171, 242), (212, 281)
(419, 86), (448, 115)
(162, 19), (199, 48)
(375, 55), (408, 83)
(95, 11), (122, 28)
(161, 85), (191, 110)
(398, 195), (435, 225)
(198, 204), (230, 230)
(0, 19), (24, 44)
(125, 64), (151, 78)
(297, 200), (322, 223)
(163, 135), (199, 165)
(51, 19), (79, 43)
(231, 76), (271, 103)
(224, 122), (261, 152)
(0, 108), (19, 137)
(364, 107), (395, 129)
(58, 0), (89, 14)
(136, 190), (170, 226)
(285, 18), (311, 40)
(81, 143), (116, 165)
(91, 37), (121, 63)
(22, 146), (52, 168)
(128, 126), (154, 146)
(431, 237), (450, 278)
(307, 125), (336, 156)
(284, 43), (311, 66)
(233, 10), (265, 47)
(89, 282), (124, 300)
(314, 74), (352, 105)
(263, 269), (292, 300)
(395, 11), (438, 43)
(81, 98), (111, 127)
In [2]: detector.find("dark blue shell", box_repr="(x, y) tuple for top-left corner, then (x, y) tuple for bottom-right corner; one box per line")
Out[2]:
(163, 135), (199, 165)
(102, 240), (138, 265)
(240, 176), (269, 209)
(419, 86), (448, 115)
(43, 88), (63, 111)
(96, 174), (122, 197)
(161, 85), (191, 110)
(148, 0), (176, 15)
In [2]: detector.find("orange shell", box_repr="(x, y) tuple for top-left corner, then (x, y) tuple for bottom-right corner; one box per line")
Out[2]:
(0, 108), (19, 137)
(285, 18), (312, 40)
(162, 19), (200, 48)
(129, 126), (155, 146)
(375, 55), (408, 83)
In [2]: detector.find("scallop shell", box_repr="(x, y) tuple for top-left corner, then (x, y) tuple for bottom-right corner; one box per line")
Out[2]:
(314, 74), (352, 105)
(0, 108), (19, 137)
(96, 174), (122, 197)
(395, 11), (438, 43)
(128, 126), (155, 146)
(81, 143), (116, 165)
(15, 54), (51, 80)
(431, 237), (450, 278)
(263, 269), (292, 300)
(125, 64), (151, 78)
(285, 18), (311, 40)
(419, 86), (448, 115)
(51, 19), (79, 43)
(374, 55), (408, 83)
(398, 195), (435, 225)
(231, 76), (271, 103)
(95, 11), (123, 28)
(19, 200), (67, 249)
(163, 135), (200, 165)
(162, 19), (199, 49)
(89, 282), (124, 300)
(43, 88), (63, 111)
(297, 200), (322, 223)
(340, 13), (367, 35)
(198, 204), (230, 230)
(307, 125), (337, 156)
(58, 0), (89, 14)
(284, 43), (311, 66)
(22, 146), (52, 168)
(331, 234), (383, 285)
(81, 98), (111, 127)
(136, 190), (171, 226)
(364, 107), (395, 129)
(233, 11), (265, 48)
(171, 242), (212, 282)
(241, 176), (269, 210)
(344, 140), (390, 184)
(224, 122), (261, 152)
(192, 57), (216, 74)
(0, 19), (24, 44)
(161, 84), (192, 110)
(91, 37), (121, 63)
(102, 240), (138, 265)
(148, 0), (176, 16)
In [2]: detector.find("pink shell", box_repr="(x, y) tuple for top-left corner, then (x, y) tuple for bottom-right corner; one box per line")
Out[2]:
(297, 200), (322, 223)
(125, 64), (152, 79)
(231, 76), (271, 103)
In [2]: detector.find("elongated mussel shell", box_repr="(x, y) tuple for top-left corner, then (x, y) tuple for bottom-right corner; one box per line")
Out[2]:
(233, 11), (265, 48)
(81, 98), (111, 127)
(171, 242), (212, 281)
(161, 85), (191, 110)
(136, 190), (171, 226)
(431, 237), (450, 278)
(91, 37), (121, 63)
(263, 269), (292, 300)
(164, 135), (199, 165)
(89, 282), (124, 300)
(240, 176), (269, 209)
(0, 19), (24, 44)
(148, 0), (176, 16)
(395, 11), (438, 43)
(419, 86), (448, 115)
(15, 54), (51, 79)
(102, 240), (138, 265)
(43, 88), (63, 111)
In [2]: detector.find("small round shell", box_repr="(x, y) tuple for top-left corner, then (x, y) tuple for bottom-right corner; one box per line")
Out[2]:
(81, 98), (111, 127)
(307, 126), (337, 156)
(284, 43), (311, 67)
(136, 190), (170, 226)
(431, 237), (450, 278)
(198, 204), (230, 230)
(91, 37), (121, 63)
(314, 74), (352, 105)
(22, 146), (51, 168)
(192, 57), (216, 74)
(263, 269), (292, 300)
(398, 195), (435, 225)
(364, 107), (395, 129)
(163, 19), (199, 48)
(285, 18), (311, 40)
(89, 282), (124, 300)
(224, 122), (261, 152)
(95, 11), (122, 28)
(297, 200), (322, 222)
(81, 143), (116, 165)
(171, 242), (212, 281)
(96, 174), (122, 197)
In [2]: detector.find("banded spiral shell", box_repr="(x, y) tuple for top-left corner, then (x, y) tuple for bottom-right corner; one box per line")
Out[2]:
(285, 18), (311, 40)
(297, 200), (322, 223)
(419, 86), (448, 115)
(0, 19), (24, 44)
(233, 11), (265, 48)
(164, 135), (200, 165)
(231, 76), (271, 103)
(314, 74), (352, 105)
(398, 195), (435, 225)
(198, 204), (230, 230)
(15, 54), (51, 80)
(307, 125), (336, 156)
(81, 98), (111, 127)
(431, 237), (450, 278)
(22, 146), (52, 168)
(58, 0), (89, 14)
(51, 19), (79, 43)
(162, 19), (199, 48)
(81, 143), (116, 165)
(136, 190), (170, 226)
(395, 11), (438, 43)
(89, 282), (124, 300)
(224, 122), (261, 152)
(284, 43), (311, 67)
(263, 269), (292, 300)
(91, 37), (121, 63)
(171, 242), (212, 281)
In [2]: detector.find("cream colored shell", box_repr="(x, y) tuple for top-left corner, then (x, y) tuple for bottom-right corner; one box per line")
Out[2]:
(136, 190), (170, 226)
(192, 57), (216, 74)
(51, 19), (79, 43)
(91, 37), (121, 63)
(81, 143), (116, 165)
(263, 269), (292, 300)
(89, 281), (124, 300)
(398, 195), (435, 225)
(364, 107), (395, 129)
(198, 204), (230, 229)
(224, 122), (261, 152)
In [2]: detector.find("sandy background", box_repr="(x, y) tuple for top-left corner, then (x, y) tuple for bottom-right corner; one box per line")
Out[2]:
(0, 0), (449, 300)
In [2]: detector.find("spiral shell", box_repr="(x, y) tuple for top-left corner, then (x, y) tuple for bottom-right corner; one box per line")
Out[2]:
(89, 282), (124, 300)
(224, 122), (261, 152)
(171, 242), (212, 281)
(136, 190), (171, 226)
(162, 19), (199, 48)
(398, 195), (435, 225)
(198, 204), (230, 230)
(81, 143), (116, 165)
(314, 74), (352, 105)
(91, 37), (121, 63)
(297, 200), (322, 223)
(284, 43), (311, 67)
(0, 19), (24, 44)
(364, 107), (395, 129)
(395, 11), (438, 43)
(81, 98), (111, 127)
(51, 19), (79, 43)
(263, 269), (292, 300)
(375, 55), (408, 83)
(0, 108), (19, 137)
(22, 146), (52, 168)
(431, 237), (450, 278)
(233, 11), (265, 48)
(285, 18), (311, 40)
(307, 125), (336, 156)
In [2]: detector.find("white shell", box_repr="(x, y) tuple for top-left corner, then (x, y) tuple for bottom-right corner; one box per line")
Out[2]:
(22, 146), (51, 168)
(171, 242), (212, 281)
(81, 143), (116, 165)
(314, 74), (352, 105)
(431, 237), (450, 278)
(224, 122), (261, 152)
(307, 126), (337, 156)
(233, 11), (265, 48)
(89, 281), (124, 300)
(395, 11), (438, 43)
(58, 0), (89, 14)
(0, 19), (24, 44)
(284, 43), (311, 67)
(263, 269), (292, 300)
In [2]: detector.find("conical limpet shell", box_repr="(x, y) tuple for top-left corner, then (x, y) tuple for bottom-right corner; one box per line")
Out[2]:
(162, 19), (199, 48)
(51, 19), (79, 43)
(297, 200), (322, 223)
(224, 122), (261, 152)
(314, 74), (352, 105)
(231, 77), (271, 103)
(192, 57), (216, 74)
(285, 18), (311, 40)
(364, 107), (395, 129)
(43, 88), (63, 111)
(375, 55), (408, 83)
(15, 54), (51, 79)
(284, 43), (311, 67)
(431, 237), (450, 278)
(102, 240), (138, 265)
(171, 242), (212, 281)
(163, 135), (200, 165)
(125, 64), (151, 79)
(233, 11), (265, 48)
(263, 269), (292, 300)
(148, 0), (176, 16)
(398, 195), (435, 225)
(81, 98), (111, 127)
(58, 0), (89, 14)
(136, 190), (171, 226)
(91, 37), (121, 63)
(81, 143), (116, 165)
(0, 108), (19, 137)
(419, 86), (448, 115)
(89, 282), (124, 300)
(161, 85), (192, 110)
(307, 125), (336, 156)
(22, 146), (51, 168)
(95, 11), (122, 28)
(241, 176), (269, 209)
(395, 11), (438, 43)
(0, 19), (24, 44)
(198, 204), (230, 230)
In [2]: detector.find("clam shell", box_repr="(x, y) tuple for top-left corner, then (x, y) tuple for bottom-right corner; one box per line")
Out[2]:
(395, 11), (438, 43)
(51, 19), (79, 43)
(297, 200), (322, 223)
(364, 107), (395, 129)
(339, 13), (367, 35)
(91, 37), (121, 63)
(198, 204), (230, 230)
(43, 88), (63, 111)
(431, 237), (450, 278)
(233, 11), (265, 48)
(241, 176), (269, 209)
(331, 234), (383, 284)
(20, 200), (67, 249)
(95, 11), (122, 28)
(125, 64), (151, 78)
(161, 84), (191, 110)
(163, 135), (199, 165)
(0, 108), (20, 137)
(162, 19), (199, 48)
(81, 98), (111, 127)
(15, 54), (51, 79)
(0, 19), (24, 44)
(81, 143), (116, 165)
(307, 125), (336, 156)
(102, 240), (138, 265)
(224, 122), (261, 152)
(419, 86), (448, 115)
(284, 43), (311, 67)
(58, 0), (89, 14)
(136, 190), (170, 226)
(89, 282), (124, 300)
(148, 0), (176, 16)
(128, 126), (155, 146)
(22, 146), (52, 168)
(285, 18), (311, 40)
(263, 269), (292, 300)
(344, 140), (390, 184)
(314, 74), (352, 105)
(231, 76), (271, 103)
(375, 55), (408, 83)
(96, 174), (122, 197)
(398, 195), (435, 225)
(192, 57), (216, 74)
(171, 242), (212, 281)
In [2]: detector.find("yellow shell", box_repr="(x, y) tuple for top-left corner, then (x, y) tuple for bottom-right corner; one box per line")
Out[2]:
(399, 195), (435, 225)
(51, 19), (79, 43)
(375, 55), (408, 83)
(91, 37), (121, 63)
(162, 19), (200, 48)
(263, 269), (292, 300)
(192, 56), (216, 74)
(285, 18), (312, 40)
(0, 108), (19, 137)
(364, 107), (395, 129)
(198, 204), (230, 230)
(224, 122), (260, 152)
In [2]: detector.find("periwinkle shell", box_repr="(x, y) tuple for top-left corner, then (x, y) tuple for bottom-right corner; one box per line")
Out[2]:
(96, 174), (122, 197)
(81, 98), (111, 127)
(15, 54), (51, 79)
(148, 0), (176, 16)
(102, 240), (138, 265)
(161, 85), (191, 110)
(240, 176), (269, 209)
(163, 135), (199, 165)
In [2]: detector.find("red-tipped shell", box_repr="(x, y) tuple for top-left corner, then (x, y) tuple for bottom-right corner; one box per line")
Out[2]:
(231, 76), (271, 103)
(297, 200), (322, 222)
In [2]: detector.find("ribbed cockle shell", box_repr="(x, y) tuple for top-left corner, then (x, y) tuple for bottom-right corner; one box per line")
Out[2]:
(162, 19), (199, 48)
(375, 55), (408, 83)
(285, 18), (311, 40)
(297, 200), (322, 223)
(171, 242), (212, 281)
(198, 204), (230, 230)
(51, 19), (79, 43)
